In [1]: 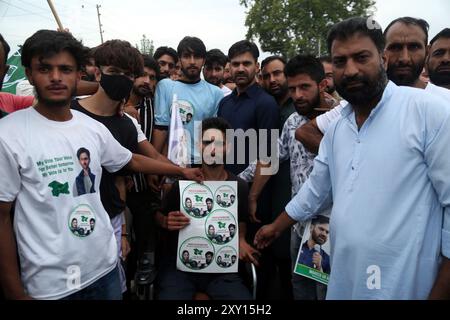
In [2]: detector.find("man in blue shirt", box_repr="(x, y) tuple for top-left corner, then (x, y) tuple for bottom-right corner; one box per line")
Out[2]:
(298, 215), (330, 275)
(218, 40), (279, 299)
(254, 17), (450, 300)
(152, 37), (223, 165)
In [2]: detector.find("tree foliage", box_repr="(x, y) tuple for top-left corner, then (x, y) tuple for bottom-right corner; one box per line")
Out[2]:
(137, 34), (155, 56)
(240, 0), (376, 58)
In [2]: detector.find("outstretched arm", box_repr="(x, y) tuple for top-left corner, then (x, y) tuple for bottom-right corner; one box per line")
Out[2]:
(125, 153), (203, 182)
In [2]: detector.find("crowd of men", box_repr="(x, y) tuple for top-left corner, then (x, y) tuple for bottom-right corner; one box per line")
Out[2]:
(0, 14), (449, 300)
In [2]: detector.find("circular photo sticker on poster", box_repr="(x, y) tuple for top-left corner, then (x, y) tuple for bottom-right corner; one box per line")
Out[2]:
(177, 100), (195, 125)
(216, 246), (238, 269)
(68, 204), (96, 238)
(179, 237), (215, 270)
(205, 209), (237, 245)
(182, 183), (214, 218)
(214, 185), (237, 208)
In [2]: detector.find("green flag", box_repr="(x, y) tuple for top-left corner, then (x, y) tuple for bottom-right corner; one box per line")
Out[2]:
(2, 49), (26, 94)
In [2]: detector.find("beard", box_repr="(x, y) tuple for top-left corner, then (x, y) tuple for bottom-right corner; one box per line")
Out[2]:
(182, 66), (201, 81)
(336, 64), (387, 106)
(35, 85), (76, 108)
(428, 64), (450, 86)
(312, 229), (327, 245)
(268, 82), (288, 99)
(233, 72), (254, 87)
(325, 84), (336, 95)
(206, 77), (221, 86)
(132, 84), (151, 97)
(81, 73), (96, 82)
(294, 90), (320, 116)
(387, 60), (424, 86)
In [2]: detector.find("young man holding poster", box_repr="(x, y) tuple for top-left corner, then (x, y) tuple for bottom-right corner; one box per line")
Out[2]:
(155, 117), (260, 300)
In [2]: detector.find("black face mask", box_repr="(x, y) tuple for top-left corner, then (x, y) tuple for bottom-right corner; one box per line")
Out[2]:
(100, 72), (133, 101)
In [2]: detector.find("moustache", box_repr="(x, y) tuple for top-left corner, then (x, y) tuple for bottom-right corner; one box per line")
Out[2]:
(436, 63), (450, 72)
(340, 75), (368, 88)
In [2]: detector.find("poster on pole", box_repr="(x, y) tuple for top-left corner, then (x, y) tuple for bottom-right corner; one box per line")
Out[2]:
(177, 180), (239, 273)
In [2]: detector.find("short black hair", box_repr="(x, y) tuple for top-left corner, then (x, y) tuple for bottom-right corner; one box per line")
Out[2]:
(90, 218), (95, 223)
(384, 17), (429, 45)
(327, 17), (385, 54)
(177, 36), (206, 58)
(0, 33), (10, 65)
(261, 55), (286, 70)
(206, 251), (213, 257)
(285, 54), (325, 84)
(142, 54), (160, 79)
(228, 40), (259, 62)
(201, 117), (232, 137)
(94, 39), (144, 77)
(228, 223), (235, 229)
(153, 46), (178, 63)
(311, 215), (330, 226)
(77, 147), (90, 159)
(319, 55), (332, 64)
(22, 30), (87, 70)
(206, 198), (213, 203)
(205, 49), (227, 68)
(430, 28), (450, 47)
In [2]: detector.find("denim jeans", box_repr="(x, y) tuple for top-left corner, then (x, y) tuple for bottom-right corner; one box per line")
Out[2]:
(61, 266), (122, 300)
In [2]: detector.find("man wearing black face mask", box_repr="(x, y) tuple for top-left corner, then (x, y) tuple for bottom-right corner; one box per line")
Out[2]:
(71, 40), (201, 295)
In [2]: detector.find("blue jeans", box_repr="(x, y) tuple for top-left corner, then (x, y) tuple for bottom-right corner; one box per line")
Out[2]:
(62, 266), (122, 300)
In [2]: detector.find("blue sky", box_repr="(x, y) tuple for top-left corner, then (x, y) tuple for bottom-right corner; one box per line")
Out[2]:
(1, 0), (449, 58)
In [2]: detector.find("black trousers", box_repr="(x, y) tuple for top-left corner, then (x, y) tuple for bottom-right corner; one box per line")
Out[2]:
(126, 190), (160, 259)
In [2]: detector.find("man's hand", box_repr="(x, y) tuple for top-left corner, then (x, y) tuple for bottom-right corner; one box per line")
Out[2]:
(239, 239), (261, 267)
(321, 92), (339, 109)
(312, 252), (323, 271)
(124, 104), (140, 122)
(166, 211), (190, 231)
(253, 224), (280, 250)
(121, 237), (131, 260)
(181, 168), (204, 183)
(248, 196), (261, 223)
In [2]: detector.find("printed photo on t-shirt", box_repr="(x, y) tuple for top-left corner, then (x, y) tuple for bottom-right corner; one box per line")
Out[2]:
(73, 147), (96, 197)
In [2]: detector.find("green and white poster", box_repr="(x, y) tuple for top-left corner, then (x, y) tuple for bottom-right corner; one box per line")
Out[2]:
(294, 214), (331, 285)
(177, 180), (238, 273)
(1, 49), (26, 94)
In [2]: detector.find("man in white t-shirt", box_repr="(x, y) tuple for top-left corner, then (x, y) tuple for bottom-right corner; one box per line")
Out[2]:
(0, 30), (203, 300)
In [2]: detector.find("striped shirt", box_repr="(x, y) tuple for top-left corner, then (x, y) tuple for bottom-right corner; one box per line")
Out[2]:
(130, 97), (154, 193)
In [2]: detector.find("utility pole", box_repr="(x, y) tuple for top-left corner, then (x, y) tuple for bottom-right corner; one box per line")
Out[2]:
(96, 4), (104, 44)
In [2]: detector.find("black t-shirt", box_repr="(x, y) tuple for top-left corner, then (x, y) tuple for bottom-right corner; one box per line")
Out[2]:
(159, 172), (249, 258)
(71, 99), (138, 218)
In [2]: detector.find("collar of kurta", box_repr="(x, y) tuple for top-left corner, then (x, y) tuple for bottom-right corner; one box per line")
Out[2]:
(341, 80), (396, 120)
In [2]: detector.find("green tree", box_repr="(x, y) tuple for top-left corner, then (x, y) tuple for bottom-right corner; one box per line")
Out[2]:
(240, 0), (376, 58)
(138, 34), (155, 56)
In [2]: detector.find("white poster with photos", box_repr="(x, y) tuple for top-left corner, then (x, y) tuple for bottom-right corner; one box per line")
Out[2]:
(177, 180), (239, 273)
